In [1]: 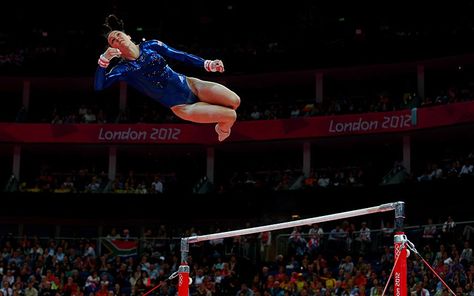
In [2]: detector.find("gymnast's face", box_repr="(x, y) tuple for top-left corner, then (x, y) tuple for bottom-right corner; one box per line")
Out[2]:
(107, 30), (133, 49)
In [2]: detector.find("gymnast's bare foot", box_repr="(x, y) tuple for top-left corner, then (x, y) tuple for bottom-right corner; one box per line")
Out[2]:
(215, 124), (231, 142)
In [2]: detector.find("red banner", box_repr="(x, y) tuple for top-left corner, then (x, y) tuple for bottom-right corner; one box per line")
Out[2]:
(0, 101), (473, 144)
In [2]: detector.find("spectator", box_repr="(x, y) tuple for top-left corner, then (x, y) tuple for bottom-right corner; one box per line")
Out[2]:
(442, 216), (456, 245)
(422, 218), (438, 247)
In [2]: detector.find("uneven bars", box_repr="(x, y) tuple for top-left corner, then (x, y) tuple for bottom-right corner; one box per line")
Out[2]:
(185, 201), (403, 243)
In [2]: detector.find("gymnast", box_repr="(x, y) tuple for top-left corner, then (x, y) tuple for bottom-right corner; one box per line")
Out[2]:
(94, 15), (240, 141)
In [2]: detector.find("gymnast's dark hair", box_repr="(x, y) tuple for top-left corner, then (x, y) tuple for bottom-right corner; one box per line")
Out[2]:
(102, 14), (125, 38)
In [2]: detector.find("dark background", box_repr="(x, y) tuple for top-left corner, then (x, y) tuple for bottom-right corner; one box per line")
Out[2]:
(2, 1), (474, 75)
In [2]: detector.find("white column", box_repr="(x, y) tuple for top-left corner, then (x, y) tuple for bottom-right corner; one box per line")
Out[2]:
(108, 146), (117, 181)
(207, 147), (215, 183)
(97, 225), (103, 256)
(119, 81), (127, 110)
(402, 136), (411, 174)
(12, 145), (21, 181)
(417, 64), (425, 100)
(303, 142), (311, 177)
(315, 72), (324, 103)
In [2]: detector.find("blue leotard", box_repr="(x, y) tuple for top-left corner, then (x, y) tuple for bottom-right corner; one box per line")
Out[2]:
(94, 40), (205, 108)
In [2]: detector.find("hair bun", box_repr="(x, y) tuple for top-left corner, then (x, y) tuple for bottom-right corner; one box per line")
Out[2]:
(104, 14), (124, 32)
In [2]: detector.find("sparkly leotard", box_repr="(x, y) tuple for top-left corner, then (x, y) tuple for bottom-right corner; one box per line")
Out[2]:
(94, 40), (205, 108)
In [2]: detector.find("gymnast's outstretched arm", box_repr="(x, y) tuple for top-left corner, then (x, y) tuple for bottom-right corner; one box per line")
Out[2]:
(149, 40), (224, 72)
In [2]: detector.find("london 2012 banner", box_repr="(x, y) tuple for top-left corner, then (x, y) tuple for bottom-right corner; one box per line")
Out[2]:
(0, 101), (473, 144)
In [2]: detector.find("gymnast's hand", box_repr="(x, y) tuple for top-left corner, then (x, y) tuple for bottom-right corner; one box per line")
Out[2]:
(98, 47), (122, 68)
(204, 59), (225, 73)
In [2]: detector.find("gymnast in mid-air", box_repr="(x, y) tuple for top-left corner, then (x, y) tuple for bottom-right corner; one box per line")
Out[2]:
(94, 14), (240, 141)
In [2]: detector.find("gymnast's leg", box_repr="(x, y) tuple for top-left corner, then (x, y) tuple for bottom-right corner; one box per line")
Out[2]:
(171, 102), (237, 141)
(186, 77), (240, 110)
(171, 77), (240, 141)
